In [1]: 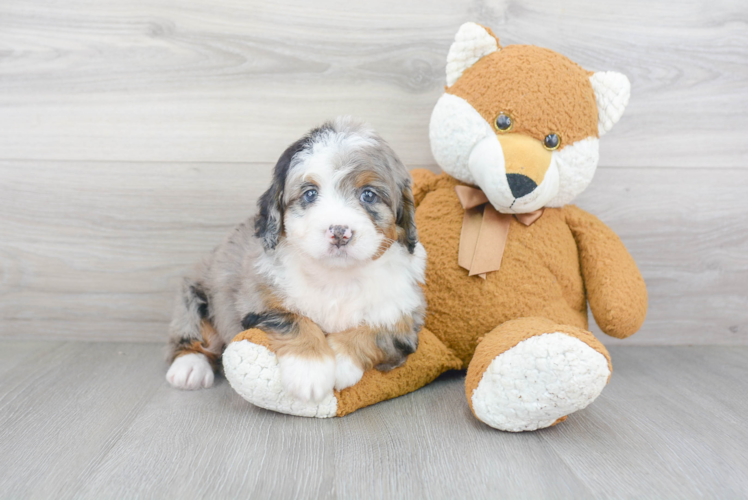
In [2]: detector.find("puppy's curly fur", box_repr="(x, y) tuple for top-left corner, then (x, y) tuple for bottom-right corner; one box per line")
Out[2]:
(166, 117), (427, 401)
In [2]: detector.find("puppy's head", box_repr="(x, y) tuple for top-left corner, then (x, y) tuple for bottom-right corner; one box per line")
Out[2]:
(255, 117), (417, 267)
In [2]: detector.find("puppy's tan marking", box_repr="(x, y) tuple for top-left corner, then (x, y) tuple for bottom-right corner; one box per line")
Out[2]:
(372, 223), (398, 260)
(257, 284), (287, 311)
(303, 173), (321, 185)
(172, 320), (223, 371)
(328, 313), (421, 371)
(354, 170), (382, 189)
(327, 325), (384, 370)
(269, 315), (334, 361)
(252, 286), (335, 361)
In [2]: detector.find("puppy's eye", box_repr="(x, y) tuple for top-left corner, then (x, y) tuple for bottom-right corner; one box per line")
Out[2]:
(360, 189), (377, 204)
(543, 133), (560, 150)
(494, 112), (513, 132)
(303, 189), (318, 203)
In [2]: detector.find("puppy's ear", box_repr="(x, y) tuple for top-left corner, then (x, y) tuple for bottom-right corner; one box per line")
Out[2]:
(255, 138), (305, 251)
(396, 181), (418, 254)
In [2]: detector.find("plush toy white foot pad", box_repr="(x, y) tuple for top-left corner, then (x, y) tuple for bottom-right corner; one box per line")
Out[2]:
(223, 340), (338, 418)
(471, 332), (610, 432)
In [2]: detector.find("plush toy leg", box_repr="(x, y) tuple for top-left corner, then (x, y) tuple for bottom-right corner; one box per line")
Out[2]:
(223, 327), (462, 418)
(465, 317), (612, 432)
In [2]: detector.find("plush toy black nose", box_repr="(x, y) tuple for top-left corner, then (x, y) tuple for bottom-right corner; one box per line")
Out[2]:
(506, 174), (537, 199)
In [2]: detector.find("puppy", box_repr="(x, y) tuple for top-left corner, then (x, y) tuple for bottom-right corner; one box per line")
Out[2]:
(166, 117), (427, 402)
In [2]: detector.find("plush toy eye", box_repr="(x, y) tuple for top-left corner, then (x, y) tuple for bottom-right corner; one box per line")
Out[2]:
(543, 133), (560, 150)
(360, 188), (378, 204)
(303, 189), (318, 203)
(494, 113), (513, 132)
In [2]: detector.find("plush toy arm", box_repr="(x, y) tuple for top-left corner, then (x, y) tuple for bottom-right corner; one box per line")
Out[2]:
(223, 327), (462, 418)
(410, 168), (438, 207)
(565, 205), (647, 339)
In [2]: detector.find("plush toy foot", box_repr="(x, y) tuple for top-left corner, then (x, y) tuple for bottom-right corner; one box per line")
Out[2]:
(224, 327), (463, 418)
(466, 317), (612, 432)
(223, 334), (338, 418)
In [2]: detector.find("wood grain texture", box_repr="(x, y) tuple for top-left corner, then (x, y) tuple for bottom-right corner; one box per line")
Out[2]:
(0, 342), (165, 499)
(0, 342), (746, 498)
(0, 340), (63, 378)
(0, 160), (269, 342)
(1, 161), (746, 344)
(0, 0), (746, 167)
(331, 372), (593, 499)
(577, 167), (748, 345)
(544, 346), (748, 497)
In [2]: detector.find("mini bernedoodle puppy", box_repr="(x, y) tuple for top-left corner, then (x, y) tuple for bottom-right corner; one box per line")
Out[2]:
(166, 117), (427, 402)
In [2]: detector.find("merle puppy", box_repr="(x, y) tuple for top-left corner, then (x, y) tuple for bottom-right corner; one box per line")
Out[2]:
(166, 117), (427, 402)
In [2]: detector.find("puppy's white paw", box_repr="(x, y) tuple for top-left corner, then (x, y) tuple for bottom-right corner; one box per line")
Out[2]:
(278, 355), (336, 402)
(166, 353), (214, 390)
(333, 353), (364, 390)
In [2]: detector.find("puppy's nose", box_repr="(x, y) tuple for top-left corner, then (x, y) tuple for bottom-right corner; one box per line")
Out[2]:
(506, 173), (538, 199)
(327, 225), (353, 247)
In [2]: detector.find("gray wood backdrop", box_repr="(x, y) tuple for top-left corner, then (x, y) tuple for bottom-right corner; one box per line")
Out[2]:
(1, 0), (746, 345)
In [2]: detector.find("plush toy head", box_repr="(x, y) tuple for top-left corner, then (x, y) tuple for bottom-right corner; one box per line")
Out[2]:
(430, 23), (630, 214)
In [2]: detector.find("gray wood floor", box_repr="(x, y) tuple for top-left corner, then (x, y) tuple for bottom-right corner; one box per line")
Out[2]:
(1, 341), (746, 499)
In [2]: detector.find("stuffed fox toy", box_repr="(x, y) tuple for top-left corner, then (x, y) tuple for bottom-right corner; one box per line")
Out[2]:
(222, 23), (647, 431)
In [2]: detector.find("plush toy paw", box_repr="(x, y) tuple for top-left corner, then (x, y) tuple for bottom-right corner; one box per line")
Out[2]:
(225, 327), (463, 418)
(469, 332), (610, 432)
(223, 339), (338, 418)
(166, 353), (215, 390)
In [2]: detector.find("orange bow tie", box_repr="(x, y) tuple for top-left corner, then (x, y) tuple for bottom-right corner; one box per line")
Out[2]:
(454, 185), (544, 279)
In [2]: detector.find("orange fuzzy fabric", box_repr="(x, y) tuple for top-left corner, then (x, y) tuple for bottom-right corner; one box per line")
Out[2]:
(333, 327), (462, 416)
(413, 170), (646, 367)
(565, 205), (648, 338)
(447, 44), (599, 149)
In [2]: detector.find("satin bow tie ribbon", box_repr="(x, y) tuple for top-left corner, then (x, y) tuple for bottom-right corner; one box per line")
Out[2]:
(454, 185), (544, 279)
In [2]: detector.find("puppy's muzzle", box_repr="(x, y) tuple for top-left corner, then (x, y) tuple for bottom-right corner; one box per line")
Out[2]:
(327, 225), (353, 248)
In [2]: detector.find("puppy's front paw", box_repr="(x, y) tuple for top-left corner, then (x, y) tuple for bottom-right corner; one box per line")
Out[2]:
(167, 353), (214, 390)
(333, 353), (364, 390)
(278, 355), (336, 402)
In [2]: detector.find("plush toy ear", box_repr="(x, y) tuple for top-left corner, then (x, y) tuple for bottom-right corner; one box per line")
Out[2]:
(446, 22), (500, 87)
(590, 71), (631, 136)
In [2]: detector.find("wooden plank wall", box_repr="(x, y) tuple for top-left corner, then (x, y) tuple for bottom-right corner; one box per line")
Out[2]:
(1, 0), (746, 344)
